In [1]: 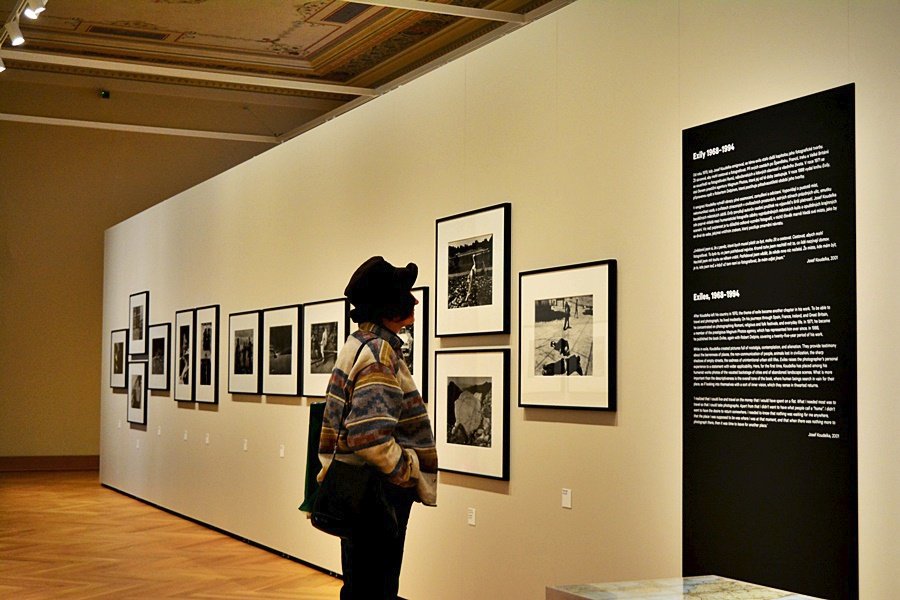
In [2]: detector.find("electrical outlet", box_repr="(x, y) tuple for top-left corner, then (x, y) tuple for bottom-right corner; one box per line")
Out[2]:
(117, 420), (122, 429)
(183, 430), (188, 441)
(561, 488), (572, 509)
(467, 507), (476, 526)
(243, 438), (248, 452)
(279, 444), (285, 458)
(205, 433), (210, 445)
(157, 425), (162, 436)
(136, 439), (140, 449)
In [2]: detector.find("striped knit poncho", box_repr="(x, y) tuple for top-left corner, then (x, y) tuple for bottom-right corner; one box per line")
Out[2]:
(318, 322), (437, 506)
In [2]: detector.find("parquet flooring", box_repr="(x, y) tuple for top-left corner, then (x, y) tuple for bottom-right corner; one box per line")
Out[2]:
(0, 471), (342, 599)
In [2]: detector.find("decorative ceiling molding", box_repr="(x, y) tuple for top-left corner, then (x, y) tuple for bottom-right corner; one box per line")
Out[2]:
(0, 48), (378, 96)
(0, 111), (279, 144)
(350, 1), (528, 24)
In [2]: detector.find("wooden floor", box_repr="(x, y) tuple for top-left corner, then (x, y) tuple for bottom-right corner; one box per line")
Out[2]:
(0, 471), (343, 599)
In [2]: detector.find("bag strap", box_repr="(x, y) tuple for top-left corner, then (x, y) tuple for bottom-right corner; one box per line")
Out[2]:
(330, 334), (376, 461)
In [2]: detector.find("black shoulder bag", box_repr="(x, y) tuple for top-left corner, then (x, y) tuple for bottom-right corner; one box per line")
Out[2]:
(310, 340), (398, 539)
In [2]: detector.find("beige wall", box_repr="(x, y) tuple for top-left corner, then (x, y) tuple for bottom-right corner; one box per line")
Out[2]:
(99, 2), (898, 598)
(0, 122), (267, 457)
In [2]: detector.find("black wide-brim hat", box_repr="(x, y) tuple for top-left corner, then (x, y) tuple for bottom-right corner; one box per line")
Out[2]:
(344, 256), (418, 310)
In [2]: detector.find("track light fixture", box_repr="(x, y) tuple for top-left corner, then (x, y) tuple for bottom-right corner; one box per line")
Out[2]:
(24, 0), (48, 20)
(5, 18), (24, 46)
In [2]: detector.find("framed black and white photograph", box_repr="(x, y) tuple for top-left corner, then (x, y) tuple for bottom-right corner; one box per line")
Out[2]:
(174, 309), (195, 402)
(195, 305), (220, 404)
(262, 304), (302, 396)
(519, 259), (617, 410)
(147, 323), (171, 391)
(397, 287), (429, 400)
(127, 361), (148, 425)
(110, 329), (128, 389)
(434, 348), (510, 480)
(302, 298), (348, 397)
(128, 291), (149, 355)
(228, 310), (262, 395)
(435, 203), (510, 337)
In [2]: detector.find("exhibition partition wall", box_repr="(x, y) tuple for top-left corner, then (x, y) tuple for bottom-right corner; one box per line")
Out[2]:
(100, 2), (898, 599)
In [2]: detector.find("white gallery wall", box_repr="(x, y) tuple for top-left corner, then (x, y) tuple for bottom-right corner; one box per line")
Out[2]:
(100, 2), (898, 598)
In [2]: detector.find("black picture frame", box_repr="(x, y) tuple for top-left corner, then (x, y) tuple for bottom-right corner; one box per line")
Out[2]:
(401, 287), (429, 401)
(174, 308), (195, 402)
(128, 291), (150, 355)
(147, 323), (171, 391)
(194, 304), (220, 404)
(434, 348), (510, 480)
(518, 259), (617, 410)
(110, 328), (128, 389)
(435, 203), (511, 337)
(127, 361), (148, 425)
(302, 298), (349, 398)
(228, 310), (263, 395)
(262, 304), (303, 396)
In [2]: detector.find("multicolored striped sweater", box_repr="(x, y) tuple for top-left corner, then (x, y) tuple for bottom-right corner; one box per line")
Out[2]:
(318, 322), (437, 506)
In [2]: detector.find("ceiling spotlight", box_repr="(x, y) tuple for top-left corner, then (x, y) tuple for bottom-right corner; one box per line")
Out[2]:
(5, 19), (24, 46)
(23, 0), (48, 20)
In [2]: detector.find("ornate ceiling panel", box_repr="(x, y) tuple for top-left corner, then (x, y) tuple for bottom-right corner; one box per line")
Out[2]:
(0, 0), (569, 141)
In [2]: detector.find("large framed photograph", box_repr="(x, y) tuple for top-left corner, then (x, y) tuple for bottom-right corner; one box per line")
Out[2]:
(397, 287), (429, 400)
(174, 309), (195, 402)
(434, 348), (510, 480)
(147, 323), (171, 391)
(302, 298), (349, 397)
(228, 310), (262, 395)
(110, 329), (128, 389)
(127, 361), (148, 425)
(519, 259), (617, 410)
(262, 304), (302, 396)
(195, 305), (220, 404)
(128, 291), (149, 355)
(435, 203), (511, 336)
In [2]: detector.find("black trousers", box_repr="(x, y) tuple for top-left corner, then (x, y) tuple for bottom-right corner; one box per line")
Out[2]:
(340, 484), (416, 600)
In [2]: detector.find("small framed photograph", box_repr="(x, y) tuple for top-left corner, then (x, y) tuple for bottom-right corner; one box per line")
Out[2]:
(174, 309), (195, 402)
(195, 305), (220, 404)
(110, 329), (128, 389)
(397, 287), (429, 400)
(127, 361), (148, 425)
(434, 348), (510, 480)
(262, 304), (302, 396)
(435, 203), (511, 336)
(302, 298), (349, 397)
(147, 323), (171, 391)
(518, 259), (617, 410)
(228, 310), (262, 395)
(129, 291), (150, 355)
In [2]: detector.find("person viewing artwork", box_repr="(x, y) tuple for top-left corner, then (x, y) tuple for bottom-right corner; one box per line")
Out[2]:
(317, 256), (437, 599)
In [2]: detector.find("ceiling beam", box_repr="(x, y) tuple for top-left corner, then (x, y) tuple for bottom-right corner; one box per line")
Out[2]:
(350, 1), (528, 24)
(0, 112), (279, 144)
(0, 49), (379, 97)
